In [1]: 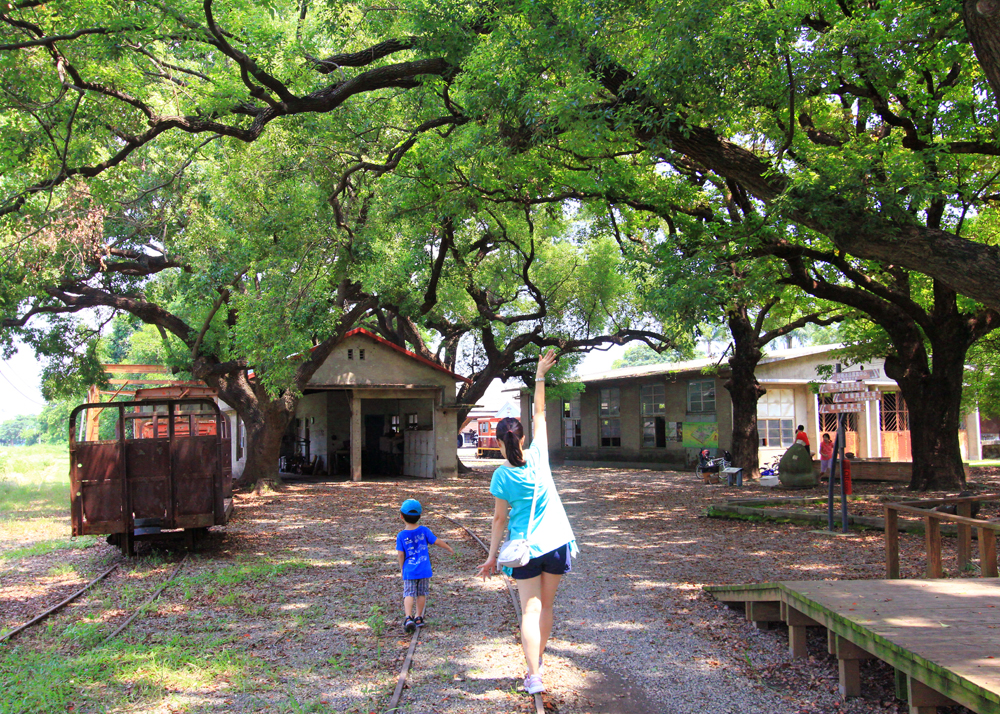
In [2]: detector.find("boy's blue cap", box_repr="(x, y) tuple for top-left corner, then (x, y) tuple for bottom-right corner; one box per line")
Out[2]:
(400, 499), (422, 516)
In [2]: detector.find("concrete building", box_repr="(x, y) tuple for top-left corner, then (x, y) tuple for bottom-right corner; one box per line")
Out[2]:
(227, 329), (470, 480)
(522, 344), (983, 468)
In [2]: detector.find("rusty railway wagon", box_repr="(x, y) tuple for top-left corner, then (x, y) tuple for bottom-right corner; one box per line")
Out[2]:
(69, 398), (233, 556)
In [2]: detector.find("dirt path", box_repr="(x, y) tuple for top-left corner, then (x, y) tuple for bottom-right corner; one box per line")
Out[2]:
(3, 466), (995, 713)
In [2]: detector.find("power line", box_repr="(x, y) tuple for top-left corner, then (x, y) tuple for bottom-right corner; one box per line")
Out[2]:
(0, 364), (46, 407)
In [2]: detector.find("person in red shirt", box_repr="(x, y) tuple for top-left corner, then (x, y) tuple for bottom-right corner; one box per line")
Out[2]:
(819, 433), (834, 479)
(795, 425), (810, 448)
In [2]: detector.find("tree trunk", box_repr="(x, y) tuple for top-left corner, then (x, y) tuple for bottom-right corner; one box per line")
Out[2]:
(203, 369), (298, 491)
(884, 347), (967, 491)
(724, 313), (766, 479)
(240, 408), (292, 489)
(965, 0), (1000, 112)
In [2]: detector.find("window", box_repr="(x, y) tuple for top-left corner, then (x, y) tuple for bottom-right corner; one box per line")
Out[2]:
(359, 349), (366, 360)
(563, 395), (581, 447)
(688, 380), (716, 413)
(406, 413), (418, 430)
(758, 389), (794, 448)
(390, 414), (400, 432)
(880, 392), (909, 432)
(641, 384), (668, 448)
(641, 384), (665, 416)
(347, 349), (353, 360)
(236, 417), (244, 460)
(600, 388), (621, 447)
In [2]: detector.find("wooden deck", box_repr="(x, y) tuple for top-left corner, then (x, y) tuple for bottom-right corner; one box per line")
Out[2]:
(705, 579), (1000, 714)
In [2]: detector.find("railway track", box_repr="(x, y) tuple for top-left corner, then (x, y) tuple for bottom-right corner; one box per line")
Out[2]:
(0, 553), (189, 646)
(7, 520), (545, 713)
(384, 515), (546, 714)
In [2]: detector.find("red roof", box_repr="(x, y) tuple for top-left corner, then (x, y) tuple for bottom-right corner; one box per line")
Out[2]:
(341, 328), (472, 383)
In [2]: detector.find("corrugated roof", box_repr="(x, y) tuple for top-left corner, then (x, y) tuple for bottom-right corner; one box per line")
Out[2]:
(575, 343), (846, 384)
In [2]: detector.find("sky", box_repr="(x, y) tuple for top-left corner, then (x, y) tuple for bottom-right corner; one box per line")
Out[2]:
(0, 345), (48, 419)
(0, 341), (628, 420)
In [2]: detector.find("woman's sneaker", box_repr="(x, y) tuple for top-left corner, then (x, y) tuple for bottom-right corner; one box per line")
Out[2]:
(403, 616), (416, 634)
(524, 673), (545, 694)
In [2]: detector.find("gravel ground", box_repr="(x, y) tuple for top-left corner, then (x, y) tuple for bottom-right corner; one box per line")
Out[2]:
(3, 463), (997, 713)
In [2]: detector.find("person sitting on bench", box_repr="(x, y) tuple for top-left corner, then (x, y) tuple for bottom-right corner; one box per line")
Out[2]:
(699, 449), (721, 483)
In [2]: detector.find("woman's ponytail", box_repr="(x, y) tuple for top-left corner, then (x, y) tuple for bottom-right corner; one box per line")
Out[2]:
(496, 417), (525, 467)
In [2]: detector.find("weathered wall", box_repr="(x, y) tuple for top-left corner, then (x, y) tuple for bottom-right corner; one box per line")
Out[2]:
(755, 353), (889, 382)
(541, 375), (730, 467)
(296, 392), (329, 464)
(434, 407), (458, 478)
(224, 410), (246, 480)
(309, 334), (458, 392)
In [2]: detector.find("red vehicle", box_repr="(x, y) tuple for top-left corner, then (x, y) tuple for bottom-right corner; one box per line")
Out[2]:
(69, 399), (232, 555)
(476, 417), (503, 458)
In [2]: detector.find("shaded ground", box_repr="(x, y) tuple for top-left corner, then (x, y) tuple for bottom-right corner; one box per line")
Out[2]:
(1, 464), (996, 713)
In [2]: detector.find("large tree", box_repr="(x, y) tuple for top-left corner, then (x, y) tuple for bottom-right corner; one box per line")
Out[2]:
(770, 245), (1000, 490)
(1, 136), (383, 487)
(2, 0), (1000, 314)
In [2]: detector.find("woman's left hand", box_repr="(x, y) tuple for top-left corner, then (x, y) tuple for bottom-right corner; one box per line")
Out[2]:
(476, 555), (498, 580)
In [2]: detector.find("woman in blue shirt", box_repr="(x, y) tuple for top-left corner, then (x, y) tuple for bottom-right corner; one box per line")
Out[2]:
(476, 349), (578, 695)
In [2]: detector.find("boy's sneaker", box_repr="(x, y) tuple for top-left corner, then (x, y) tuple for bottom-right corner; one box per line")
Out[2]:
(414, 616), (425, 628)
(403, 616), (416, 634)
(524, 673), (545, 694)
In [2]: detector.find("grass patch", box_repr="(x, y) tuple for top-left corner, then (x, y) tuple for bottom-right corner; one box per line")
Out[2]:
(0, 641), (269, 714)
(175, 559), (310, 600)
(0, 537), (97, 562)
(0, 445), (71, 523)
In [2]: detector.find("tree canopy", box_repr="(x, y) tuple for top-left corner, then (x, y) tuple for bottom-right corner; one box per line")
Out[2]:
(3, 0), (1000, 487)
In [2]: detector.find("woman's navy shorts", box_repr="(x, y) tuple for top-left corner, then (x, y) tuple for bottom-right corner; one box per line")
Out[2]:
(510, 543), (572, 580)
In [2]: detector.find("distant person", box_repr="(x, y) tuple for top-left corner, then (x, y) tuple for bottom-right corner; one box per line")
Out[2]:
(698, 448), (721, 484)
(795, 425), (810, 448)
(477, 349), (578, 696)
(842, 452), (853, 496)
(819, 433), (834, 479)
(396, 499), (454, 633)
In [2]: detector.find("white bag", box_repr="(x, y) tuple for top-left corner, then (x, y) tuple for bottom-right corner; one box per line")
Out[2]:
(496, 475), (541, 568)
(496, 538), (532, 568)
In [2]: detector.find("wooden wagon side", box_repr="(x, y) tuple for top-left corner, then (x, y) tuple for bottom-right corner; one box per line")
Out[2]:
(69, 398), (233, 555)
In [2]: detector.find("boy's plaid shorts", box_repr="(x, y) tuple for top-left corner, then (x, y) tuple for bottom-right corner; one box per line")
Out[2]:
(403, 578), (429, 597)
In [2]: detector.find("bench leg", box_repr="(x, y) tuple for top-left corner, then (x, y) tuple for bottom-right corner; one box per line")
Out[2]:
(839, 659), (861, 698)
(907, 676), (956, 714)
(788, 625), (808, 658)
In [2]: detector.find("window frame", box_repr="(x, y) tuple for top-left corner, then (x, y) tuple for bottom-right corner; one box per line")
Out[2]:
(600, 387), (621, 447)
(880, 392), (909, 432)
(687, 379), (716, 414)
(641, 383), (668, 448)
(758, 418), (794, 448)
(563, 395), (581, 448)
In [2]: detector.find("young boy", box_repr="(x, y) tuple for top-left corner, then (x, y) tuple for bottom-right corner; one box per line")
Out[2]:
(395, 498), (454, 633)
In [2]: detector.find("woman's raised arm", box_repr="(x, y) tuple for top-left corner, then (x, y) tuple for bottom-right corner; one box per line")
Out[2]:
(533, 349), (558, 434)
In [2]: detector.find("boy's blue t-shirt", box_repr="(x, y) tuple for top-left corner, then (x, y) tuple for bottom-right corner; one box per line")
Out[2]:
(396, 525), (437, 580)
